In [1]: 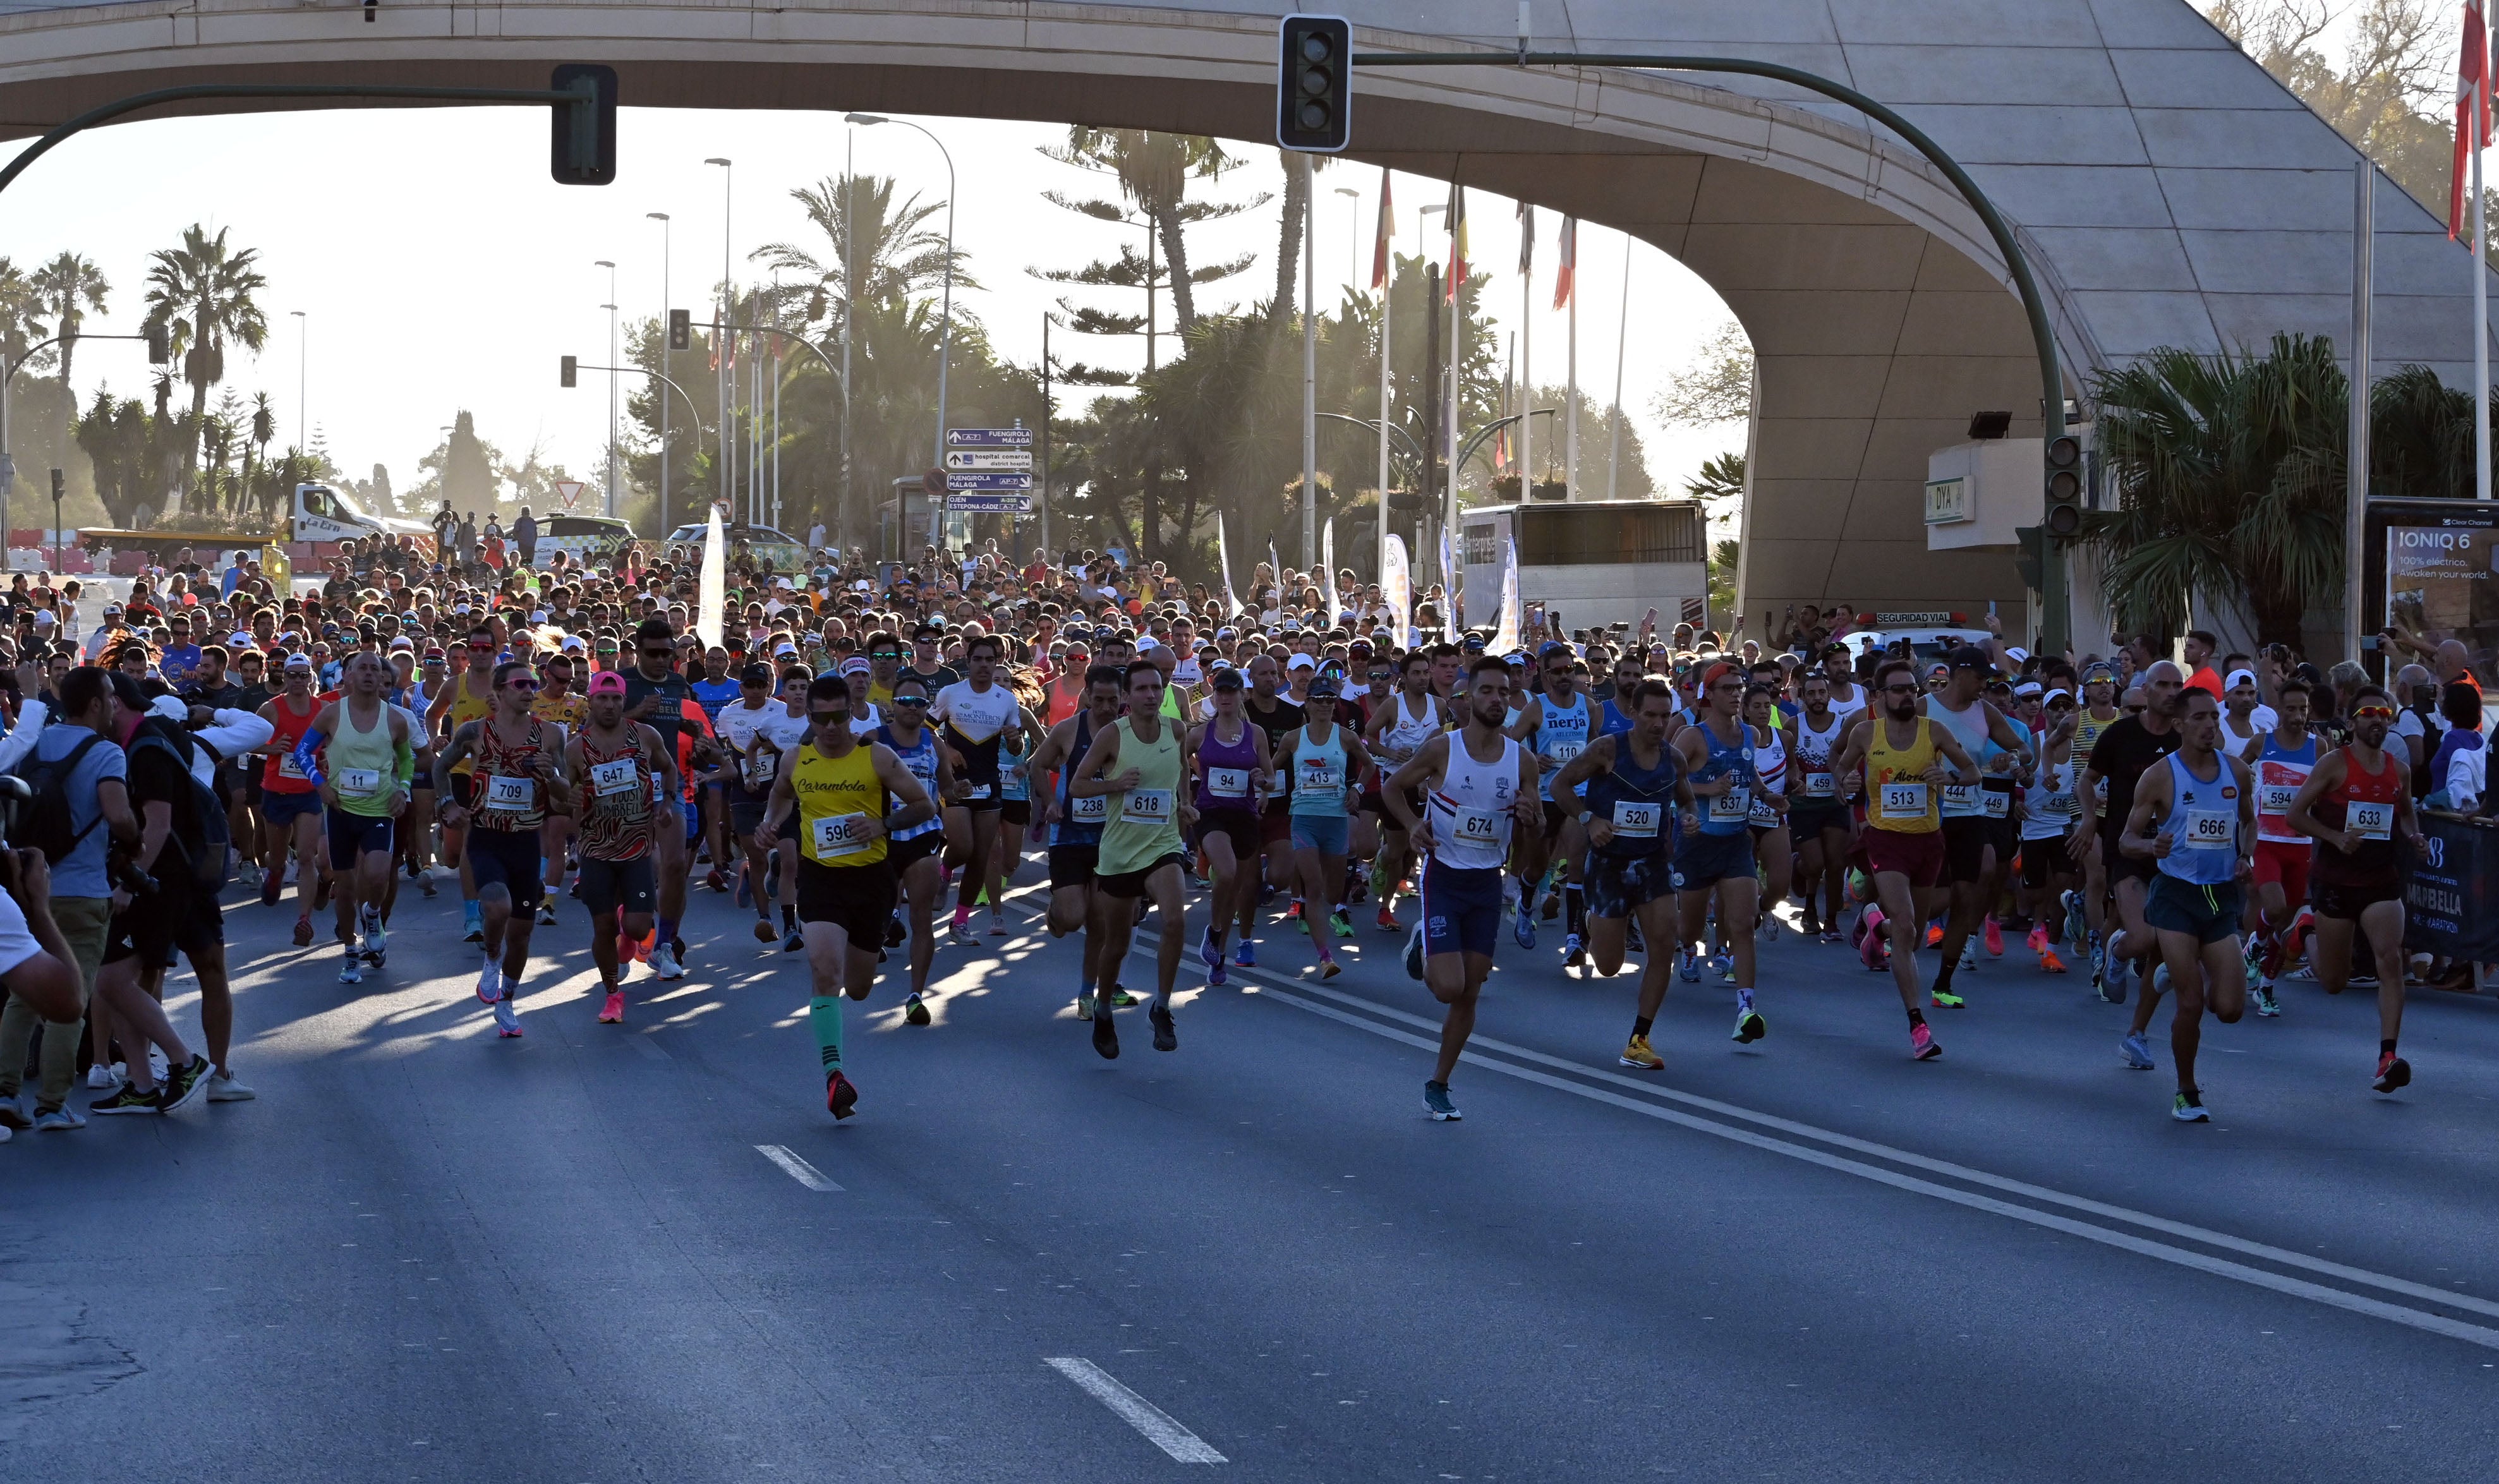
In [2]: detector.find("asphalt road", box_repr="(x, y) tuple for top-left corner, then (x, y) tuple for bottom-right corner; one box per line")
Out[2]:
(9, 857), (2499, 1482)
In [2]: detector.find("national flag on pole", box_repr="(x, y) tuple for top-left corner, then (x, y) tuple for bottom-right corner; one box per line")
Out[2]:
(1492, 422), (1512, 473)
(2455, 0), (2493, 241)
(1552, 215), (1578, 310)
(1518, 202), (1535, 274)
(1371, 169), (1395, 289)
(1444, 183), (1468, 303)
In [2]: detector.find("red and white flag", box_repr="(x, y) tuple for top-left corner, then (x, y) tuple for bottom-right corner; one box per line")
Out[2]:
(2454, 0), (2493, 241)
(1444, 182), (1468, 303)
(1370, 168), (1395, 289)
(1552, 215), (1578, 310)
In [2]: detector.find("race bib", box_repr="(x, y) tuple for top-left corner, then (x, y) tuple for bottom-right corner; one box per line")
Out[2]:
(1611, 800), (1661, 839)
(484, 773), (533, 811)
(2259, 783), (2297, 815)
(966, 782), (993, 800)
(1705, 786), (1751, 822)
(1069, 793), (1110, 823)
(2045, 790), (2078, 818)
(1942, 783), (1981, 814)
(1207, 766), (1250, 799)
(2185, 808), (2234, 849)
(1750, 797), (1779, 828)
(335, 767), (380, 799)
(1982, 789), (2011, 819)
(1803, 771), (1835, 797)
(1450, 806), (1504, 845)
(1300, 762), (1342, 792)
(277, 751), (308, 780)
(1120, 788), (1173, 825)
(2093, 775), (2111, 804)
(590, 758), (640, 797)
(1549, 740), (1584, 765)
(744, 749), (778, 788)
(811, 811), (871, 859)
(2348, 799), (2393, 842)
(1880, 782), (1928, 821)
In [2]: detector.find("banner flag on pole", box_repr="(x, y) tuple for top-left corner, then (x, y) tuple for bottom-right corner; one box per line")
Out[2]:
(1382, 534), (1412, 648)
(1439, 525), (1461, 637)
(1490, 538), (1522, 655)
(1552, 215), (1578, 309)
(1444, 183), (1468, 303)
(1371, 169), (1395, 289)
(696, 505), (727, 651)
(1323, 518), (1341, 629)
(2456, 0), (2495, 240)
(1216, 512), (1242, 617)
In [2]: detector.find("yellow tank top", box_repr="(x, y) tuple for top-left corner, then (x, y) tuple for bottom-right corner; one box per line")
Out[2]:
(2071, 707), (2118, 766)
(1867, 715), (1941, 834)
(447, 673), (495, 776)
(533, 692), (588, 728)
(790, 741), (889, 867)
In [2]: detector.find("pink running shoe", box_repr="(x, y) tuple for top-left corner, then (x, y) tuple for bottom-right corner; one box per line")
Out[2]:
(1910, 1021), (1942, 1060)
(1859, 917), (1890, 972)
(1983, 916), (2004, 956)
(598, 991), (625, 1024)
(2026, 923), (2049, 955)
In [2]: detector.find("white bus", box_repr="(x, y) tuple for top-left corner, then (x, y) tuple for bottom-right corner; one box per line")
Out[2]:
(1459, 499), (1709, 632)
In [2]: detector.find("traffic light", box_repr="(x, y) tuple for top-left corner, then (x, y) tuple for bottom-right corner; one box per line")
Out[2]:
(145, 323), (169, 365)
(2013, 525), (2043, 591)
(560, 356), (578, 389)
(1276, 15), (1352, 152)
(2043, 433), (2083, 537)
(667, 309), (690, 351)
(548, 63), (618, 186)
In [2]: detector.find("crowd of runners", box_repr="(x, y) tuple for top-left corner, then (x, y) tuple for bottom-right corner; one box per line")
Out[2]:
(0, 531), (2464, 1138)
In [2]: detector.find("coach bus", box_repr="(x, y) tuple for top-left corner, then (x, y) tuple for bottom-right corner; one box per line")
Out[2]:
(1458, 498), (1710, 632)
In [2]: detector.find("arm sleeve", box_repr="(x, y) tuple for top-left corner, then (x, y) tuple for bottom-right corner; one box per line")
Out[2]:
(395, 735), (417, 786)
(0, 696), (48, 775)
(291, 724), (327, 789)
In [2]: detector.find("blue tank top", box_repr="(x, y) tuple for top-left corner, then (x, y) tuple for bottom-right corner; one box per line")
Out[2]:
(1195, 716), (1262, 812)
(1288, 722), (1350, 817)
(1583, 735), (1679, 860)
(1534, 693), (1592, 802)
(1050, 711), (1107, 847)
(871, 724), (945, 842)
(1000, 730), (1031, 803)
(2155, 751), (2239, 886)
(1691, 718), (1757, 838)
(1599, 697), (1637, 738)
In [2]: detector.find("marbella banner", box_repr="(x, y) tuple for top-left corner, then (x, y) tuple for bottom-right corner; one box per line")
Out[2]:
(1381, 534), (1412, 648)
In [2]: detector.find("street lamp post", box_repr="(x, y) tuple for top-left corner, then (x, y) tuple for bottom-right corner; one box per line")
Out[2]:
(1333, 185), (1360, 285)
(846, 114), (955, 535)
(595, 258), (619, 516)
(705, 157), (733, 525)
(648, 211), (671, 538)
(289, 310), (307, 457)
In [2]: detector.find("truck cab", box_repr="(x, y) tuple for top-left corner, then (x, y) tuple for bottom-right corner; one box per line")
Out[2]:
(293, 483), (436, 552)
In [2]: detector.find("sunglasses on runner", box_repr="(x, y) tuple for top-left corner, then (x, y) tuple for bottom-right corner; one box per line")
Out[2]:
(2352, 703), (2397, 720)
(808, 709), (847, 728)
(503, 678), (540, 692)
(892, 694), (929, 707)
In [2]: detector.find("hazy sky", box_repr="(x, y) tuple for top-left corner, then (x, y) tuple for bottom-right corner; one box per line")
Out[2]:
(0, 104), (1745, 510)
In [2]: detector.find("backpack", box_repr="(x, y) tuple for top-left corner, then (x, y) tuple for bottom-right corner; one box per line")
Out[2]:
(15, 732), (109, 866)
(126, 726), (233, 890)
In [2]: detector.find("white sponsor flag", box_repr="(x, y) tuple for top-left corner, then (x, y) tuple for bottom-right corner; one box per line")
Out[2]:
(1216, 512), (1242, 617)
(1381, 534), (1413, 648)
(1439, 526), (1461, 637)
(1490, 537), (1522, 655)
(696, 505), (727, 652)
(1322, 518), (1341, 629)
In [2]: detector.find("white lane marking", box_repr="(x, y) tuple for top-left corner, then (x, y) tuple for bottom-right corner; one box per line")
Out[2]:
(1250, 983), (2499, 1352)
(754, 1144), (842, 1191)
(1044, 1356), (1227, 1463)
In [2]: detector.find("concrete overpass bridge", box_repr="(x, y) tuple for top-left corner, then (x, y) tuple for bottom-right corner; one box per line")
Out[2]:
(0, 0), (2478, 632)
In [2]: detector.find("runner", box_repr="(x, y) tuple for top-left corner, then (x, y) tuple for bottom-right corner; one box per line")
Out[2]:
(255, 654), (329, 945)
(1552, 678), (1684, 1067)
(1273, 672), (1369, 978)
(1669, 665), (1769, 1037)
(718, 661), (811, 944)
(1381, 654), (1541, 1121)
(1362, 649), (1444, 931)
(872, 672), (959, 1025)
(1785, 670), (1853, 941)
(293, 652), (416, 984)
(2237, 679), (2317, 1017)
(2284, 684), (2423, 1094)
(1507, 642), (1592, 961)
(427, 625), (500, 943)
(1025, 663), (1125, 1011)
(1242, 653), (1306, 944)
(1187, 665), (1274, 983)
(620, 618), (699, 978)
(2088, 665), (2189, 1058)
(1066, 660), (1195, 1057)
(1827, 659), (1980, 1059)
(1741, 683), (1794, 949)
(753, 676), (935, 1119)
(2066, 662), (2126, 967)
(929, 634), (1029, 942)
(433, 659), (569, 1037)
(1919, 648), (2033, 1006)
(531, 651), (590, 921)
(563, 671), (680, 1023)
(2015, 688), (2080, 973)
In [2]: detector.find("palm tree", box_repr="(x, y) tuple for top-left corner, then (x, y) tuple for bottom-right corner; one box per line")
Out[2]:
(141, 225), (269, 486)
(0, 258), (45, 371)
(753, 174), (978, 335)
(242, 390), (275, 517)
(30, 252), (109, 383)
(2085, 332), (2347, 646)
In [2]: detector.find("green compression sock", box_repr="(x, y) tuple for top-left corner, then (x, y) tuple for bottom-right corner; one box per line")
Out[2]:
(809, 995), (845, 1075)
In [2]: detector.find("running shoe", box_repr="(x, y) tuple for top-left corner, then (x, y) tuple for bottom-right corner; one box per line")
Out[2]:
(312, 874), (331, 912)
(493, 994), (523, 1038)
(1712, 955), (1736, 983)
(1909, 1022), (1941, 1060)
(1149, 1003), (1177, 1052)
(35, 1106), (87, 1130)
(1957, 944), (1978, 973)
(1109, 988), (1140, 1008)
(293, 915), (315, 948)
(1819, 929), (1844, 946)
(2373, 1051), (2412, 1094)
(0, 1098), (32, 1133)
(753, 917), (779, 943)
(1422, 1080), (1462, 1121)
(885, 912), (907, 948)
(1925, 921), (1944, 949)
(420, 871), (438, 898)
(988, 910), (1008, 936)
(1679, 952), (1702, 983)
(2172, 1090), (2210, 1123)
(2152, 962), (2172, 998)
(1733, 1006), (1767, 1044)
(1404, 924), (1425, 981)
(904, 991), (931, 1027)
(1234, 941), (1257, 968)
(1091, 1003), (1120, 1059)
(463, 905), (484, 944)
(476, 958), (503, 1005)
(1983, 916), (2004, 956)
(1286, 898), (1304, 923)
(2097, 956), (2128, 1006)
(826, 1070), (859, 1119)
(361, 907), (388, 965)
(2038, 946), (2067, 974)
(2026, 923), (2049, 956)
(1376, 903), (1399, 932)
(1295, 910), (1310, 936)
(1858, 927), (1889, 972)
(705, 867), (729, 894)
(536, 900), (558, 927)
(1318, 955), (1343, 980)
(1930, 986), (1964, 1010)
(157, 1054), (211, 1113)
(2241, 934), (2267, 988)
(2120, 1031), (2155, 1070)
(1330, 908), (1354, 939)
(1201, 927), (1230, 987)
(1513, 896), (1538, 951)
(85, 1063), (114, 1091)
(599, 991), (625, 1025)
(650, 943), (686, 981)
(2252, 985), (2281, 1018)
(260, 867), (282, 907)
(2062, 890), (2088, 949)
(339, 946), (364, 986)
(1562, 932), (1586, 970)
(784, 929), (804, 953)
(950, 910), (977, 946)
(1619, 1034), (1663, 1071)
(88, 1082), (161, 1116)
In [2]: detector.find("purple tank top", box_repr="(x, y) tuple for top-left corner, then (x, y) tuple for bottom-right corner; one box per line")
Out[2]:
(1195, 717), (1262, 811)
